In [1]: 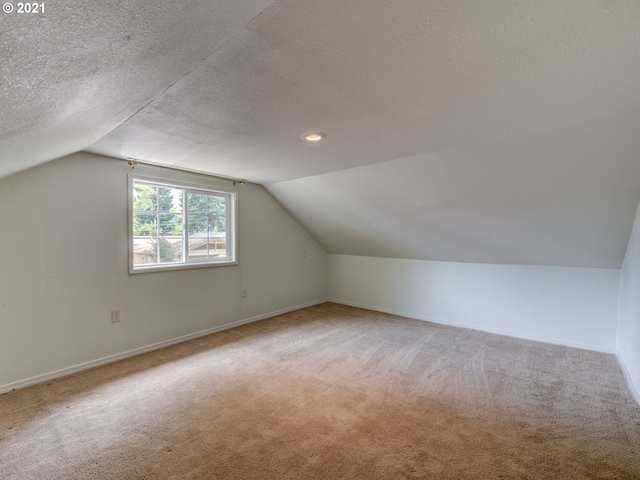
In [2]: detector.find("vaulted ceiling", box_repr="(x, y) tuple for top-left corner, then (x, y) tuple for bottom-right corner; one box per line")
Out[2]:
(2, 1), (640, 267)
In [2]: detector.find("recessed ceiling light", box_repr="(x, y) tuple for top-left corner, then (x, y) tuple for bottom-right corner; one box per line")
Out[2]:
(300, 131), (327, 142)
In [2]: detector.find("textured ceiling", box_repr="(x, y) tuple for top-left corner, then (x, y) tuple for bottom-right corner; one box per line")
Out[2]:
(2, 0), (640, 267)
(0, 0), (275, 177)
(268, 108), (640, 267)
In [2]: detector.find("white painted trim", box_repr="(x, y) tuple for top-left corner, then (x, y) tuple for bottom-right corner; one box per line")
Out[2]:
(128, 173), (239, 274)
(328, 297), (615, 354)
(0, 298), (328, 395)
(615, 351), (640, 408)
(239, 298), (328, 325)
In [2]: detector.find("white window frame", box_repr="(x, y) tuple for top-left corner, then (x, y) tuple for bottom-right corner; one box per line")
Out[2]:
(128, 174), (238, 273)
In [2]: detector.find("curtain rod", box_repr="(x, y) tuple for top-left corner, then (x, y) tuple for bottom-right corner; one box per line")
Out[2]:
(125, 158), (246, 186)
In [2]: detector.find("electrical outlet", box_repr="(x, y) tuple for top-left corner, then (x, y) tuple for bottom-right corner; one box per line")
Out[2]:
(303, 248), (307, 258)
(241, 288), (247, 298)
(111, 310), (121, 323)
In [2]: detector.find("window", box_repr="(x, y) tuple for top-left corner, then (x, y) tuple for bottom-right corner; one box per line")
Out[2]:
(129, 177), (236, 272)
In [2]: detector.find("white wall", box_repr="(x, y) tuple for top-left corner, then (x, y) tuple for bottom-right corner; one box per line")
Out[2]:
(0, 152), (327, 392)
(617, 200), (640, 401)
(238, 179), (328, 319)
(329, 254), (619, 352)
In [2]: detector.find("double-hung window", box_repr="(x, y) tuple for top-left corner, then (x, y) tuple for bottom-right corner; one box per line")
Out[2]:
(129, 177), (237, 272)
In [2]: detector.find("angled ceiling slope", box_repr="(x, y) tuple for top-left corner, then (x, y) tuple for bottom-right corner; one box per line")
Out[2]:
(0, 0), (276, 178)
(2, 1), (640, 268)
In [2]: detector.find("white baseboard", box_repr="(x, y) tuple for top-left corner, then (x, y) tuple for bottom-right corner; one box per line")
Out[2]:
(0, 298), (328, 395)
(615, 352), (640, 408)
(239, 298), (328, 324)
(328, 297), (614, 354)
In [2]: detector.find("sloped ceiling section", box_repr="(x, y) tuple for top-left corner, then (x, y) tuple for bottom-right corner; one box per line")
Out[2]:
(2, 1), (640, 268)
(89, 0), (640, 184)
(267, 109), (640, 268)
(0, 0), (276, 177)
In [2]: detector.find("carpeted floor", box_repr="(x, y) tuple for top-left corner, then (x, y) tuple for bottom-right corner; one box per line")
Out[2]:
(1, 302), (639, 479)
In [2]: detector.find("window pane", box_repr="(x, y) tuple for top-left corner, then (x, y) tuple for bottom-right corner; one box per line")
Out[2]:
(188, 193), (207, 213)
(186, 193), (228, 261)
(208, 195), (226, 233)
(132, 237), (157, 266)
(208, 231), (226, 257)
(212, 196), (227, 258)
(172, 216), (183, 236)
(133, 213), (157, 236)
(188, 213), (207, 234)
(157, 187), (174, 212)
(159, 213), (181, 236)
(133, 184), (158, 212)
(131, 180), (235, 271)
(188, 213), (208, 260)
(157, 236), (182, 263)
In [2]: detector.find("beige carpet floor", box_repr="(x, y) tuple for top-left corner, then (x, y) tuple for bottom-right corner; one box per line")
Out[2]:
(1, 302), (639, 479)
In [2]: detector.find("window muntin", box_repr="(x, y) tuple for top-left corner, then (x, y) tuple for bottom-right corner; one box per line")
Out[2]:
(130, 178), (236, 272)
